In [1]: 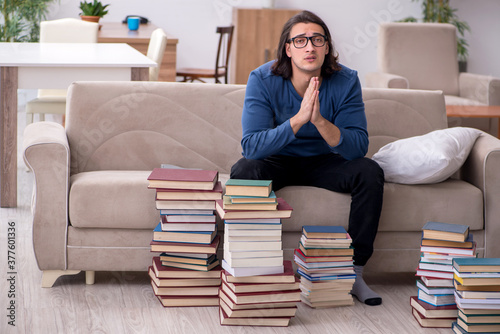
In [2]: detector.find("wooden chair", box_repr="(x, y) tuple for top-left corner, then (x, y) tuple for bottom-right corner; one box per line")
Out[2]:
(25, 18), (99, 126)
(147, 28), (168, 81)
(176, 26), (234, 84)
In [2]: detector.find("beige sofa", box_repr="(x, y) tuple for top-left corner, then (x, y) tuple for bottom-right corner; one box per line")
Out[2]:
(23, 81), (500, 287)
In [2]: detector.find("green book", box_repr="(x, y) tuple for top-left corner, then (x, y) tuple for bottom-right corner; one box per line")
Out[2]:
(224, 179), (272, 197)
(453, 258), (500, 273)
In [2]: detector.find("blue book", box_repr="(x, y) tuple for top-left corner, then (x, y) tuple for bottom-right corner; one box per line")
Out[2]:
(422, 221), (469, 242)
(453, 257), (500, 273)
(153, 222), (217, 244)
(302, 226), (348, 239)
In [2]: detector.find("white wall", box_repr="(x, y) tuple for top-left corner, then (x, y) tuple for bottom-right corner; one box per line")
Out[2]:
(48, 0), (499, 85)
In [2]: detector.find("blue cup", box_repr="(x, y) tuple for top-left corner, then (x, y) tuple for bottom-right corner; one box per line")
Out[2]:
(127, 17), (140, 31)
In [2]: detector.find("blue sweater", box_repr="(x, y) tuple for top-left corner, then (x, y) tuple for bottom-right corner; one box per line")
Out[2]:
(241, 62), (368, 161)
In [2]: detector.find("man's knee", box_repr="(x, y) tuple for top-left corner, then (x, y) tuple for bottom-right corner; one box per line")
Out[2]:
(358, 158), (385, 188)
(230, 158), (263, 179)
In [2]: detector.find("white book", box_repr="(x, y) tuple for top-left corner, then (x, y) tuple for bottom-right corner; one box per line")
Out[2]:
(416, 279), (454, 295)
(224, 249), (283, 259)
(224, 223), (282, 230)
(453, 268), (500, 278)
(163, 214), (216, 223)
(160, 209), (214, 215)
(294, 256), (353, 269)
(225, 235), (281, 242)
(420, 246), (475, 256)
(224, 226), (282, 237)
(224, 240), (282, 251)
(454, 291), (500, 308)
(420, 275), (454, 287)
(224, 256), (284, 268)
(221, 259), (284, 277)
(418, 262), (453, 273)
(161, 222), (216, 232)
(224, 218), (281, 224)
(161, 252), (212, 259)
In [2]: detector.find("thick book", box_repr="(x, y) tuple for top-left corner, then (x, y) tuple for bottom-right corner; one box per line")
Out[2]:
(459, 309), (500, 323)
(225, 218), (282, 225)
(151, 257), (221, 279)
(224, 255), (284, 268)
(153, 223), (216, 244)
(300, 295), (354, 308)
(420, 275), (455, 287)
(155, 199), (215, 210)
(160, 209), (214, 215)
(222, 199), (278, 211)
(221, 276), (300, 294)
(156, 295), (219, 307)
(294, 248), (353, 263)
(228, 191), (277, 204)
(298, 243), (354, 257)
(161, 214), (216, 223)
(160, 222), (217, 232)
(453, 257), (500, 273)
(456, 290), (500, 299)
(302, 225), (348, 239)
(416, 268), (454, 280)
(216, 198), (292, 220)
(220, 282), (300, 304)
(224, 240), (282, 252)
(221, 259), (284, 278)
(219, 289), (297, 310)
(151, 280), (219, 296)
(457, 318), (500, 333)
(150, 235), (220, 254)
(155, 181), (223, 200)
(421, 233), (474, 249)
(159, 253), (216, 265)
(301, 235), (352, 248)
(418, 262), (453, 273)
(224, 233), (281, 241)
(224, 179), (272, 197)
(148, 267), (221, 287)
(416, 279), (454, 295)
(294, 256), (353, 270)
(454, 274), (500, 286)
(411, 307), (456, 328)
(454, 280), (500, 291)
(219, 307), (292, 327)
(409, 296), (458, 319)
(422, 221), (469, 242)
(420, 244), (476, 256)
(147, 168), (218, 190)
(161, 257), (220, 272)
(221, 261), (295, 284)
(225, 226), (281, 237)
(224, 249), (284, 259)
(219, 298), (297, 318)
(417, 289), (456, 307)
(454, 291), (500, 310)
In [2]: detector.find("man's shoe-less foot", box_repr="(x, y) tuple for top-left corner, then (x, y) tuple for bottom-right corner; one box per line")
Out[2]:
(351, 265), (382, 306)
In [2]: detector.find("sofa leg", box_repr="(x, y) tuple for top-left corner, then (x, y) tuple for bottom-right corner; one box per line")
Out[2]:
(85, 271), (95, 285)
(41, 270), (81, 288)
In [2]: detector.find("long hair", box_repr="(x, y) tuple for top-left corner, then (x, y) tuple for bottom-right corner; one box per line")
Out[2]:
(271, 11), (341, 79)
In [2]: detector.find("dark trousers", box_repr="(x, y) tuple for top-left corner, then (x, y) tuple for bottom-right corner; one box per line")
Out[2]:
(230, 153), (384, 266)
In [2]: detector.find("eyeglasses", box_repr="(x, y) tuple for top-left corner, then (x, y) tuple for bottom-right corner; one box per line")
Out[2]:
(287, 34), (327, 48)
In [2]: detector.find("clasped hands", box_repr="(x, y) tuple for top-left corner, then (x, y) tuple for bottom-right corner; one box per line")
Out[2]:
(290, 77), (326, 134)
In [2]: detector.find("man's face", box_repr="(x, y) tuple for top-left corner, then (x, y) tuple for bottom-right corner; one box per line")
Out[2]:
(286, 22), (329, 77)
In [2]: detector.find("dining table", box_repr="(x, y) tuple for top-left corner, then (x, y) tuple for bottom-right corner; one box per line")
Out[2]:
(0, 42), (157, 207)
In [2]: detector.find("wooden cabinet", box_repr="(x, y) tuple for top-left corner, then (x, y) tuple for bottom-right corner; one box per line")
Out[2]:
(98, 22), (178, 82)
(230, 8), (302, 84)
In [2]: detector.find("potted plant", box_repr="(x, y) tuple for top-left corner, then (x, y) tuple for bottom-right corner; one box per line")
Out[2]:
(79, 0), (110, 24)
(399, 0), (470, 72)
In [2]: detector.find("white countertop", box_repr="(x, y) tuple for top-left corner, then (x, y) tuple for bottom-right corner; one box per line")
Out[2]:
(0, 42), (157, 67)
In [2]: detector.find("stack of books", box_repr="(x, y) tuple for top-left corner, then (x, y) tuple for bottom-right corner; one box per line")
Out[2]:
(411, 221), (476, 328)
(217, 179), (293, 277)
(219, 260), (300, 327)
(294, 225), (356, 308)
(146, 167), (223, 307)
(216, 179), (298, 326)
(452, 258), (500, 333)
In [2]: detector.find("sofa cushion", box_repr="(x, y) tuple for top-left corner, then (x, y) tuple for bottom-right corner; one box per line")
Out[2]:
(69, 171), (159, 229)
(372, 127), (482, 184)
(277, 179), (483, 232)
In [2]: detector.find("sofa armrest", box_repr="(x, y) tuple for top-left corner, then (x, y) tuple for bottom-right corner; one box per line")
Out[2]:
(23, 122), (70, 270)
(459, 72), (500, 105)
(461, 132), (500, 257)
(365, 72), (409, 89)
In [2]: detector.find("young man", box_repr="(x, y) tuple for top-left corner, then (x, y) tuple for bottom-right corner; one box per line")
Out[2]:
(230, 11), (384, 306)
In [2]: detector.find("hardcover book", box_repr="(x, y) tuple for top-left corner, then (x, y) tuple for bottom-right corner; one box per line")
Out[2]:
(155, 181), (223, 200)
(150, 235), (220, 254)
(224, 179), (272, 197)
(156, 295), (220, 307)
(151, 257), (221, 279)
(453, 257), (500, 273)
(302, 225), (348, 239)
(153, 222), (217, 244)
(422, 221), (469, 242)
(221, 261), (296, 284)
(220, 282), (301, 304)
(219, 298), (297, 318)
(147, 168), (218, 190)
(215, 198), (292, 220)
(412, 307), (456, 328)
(219, 307), (292, 327)
(218, 289), (298, 310)
(148, 267), (221, 287)
(409, 296), (458, 319)
(221, 259), (284, 278)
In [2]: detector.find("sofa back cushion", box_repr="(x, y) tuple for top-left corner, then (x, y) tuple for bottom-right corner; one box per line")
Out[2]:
(66, 82), (447, 174)
(66, 81), (246, 175)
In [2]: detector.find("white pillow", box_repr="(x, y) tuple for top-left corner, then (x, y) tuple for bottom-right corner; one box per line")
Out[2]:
(372, 127), (482, 184)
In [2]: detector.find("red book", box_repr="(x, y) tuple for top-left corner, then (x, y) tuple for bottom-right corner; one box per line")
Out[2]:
(150, 235), (220, 254)
(220, 282), (300, 305)
(410, 296), (458, 318)
(156, 294), (220, 307)
(147, 168), (218, 190)
(155, 181), (223, 200)
(219, 307), (292, 327)
(216, 198), (293, 220)
(222, 260), (296, 284)
(152, 257), (221, 279)
(294, 248), (353, 263)
(411, 301), (456, 328)
(221, 275), (300, 293)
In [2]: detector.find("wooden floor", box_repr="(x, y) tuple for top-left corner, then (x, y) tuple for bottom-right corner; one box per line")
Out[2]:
(1, 93), (453, 334)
